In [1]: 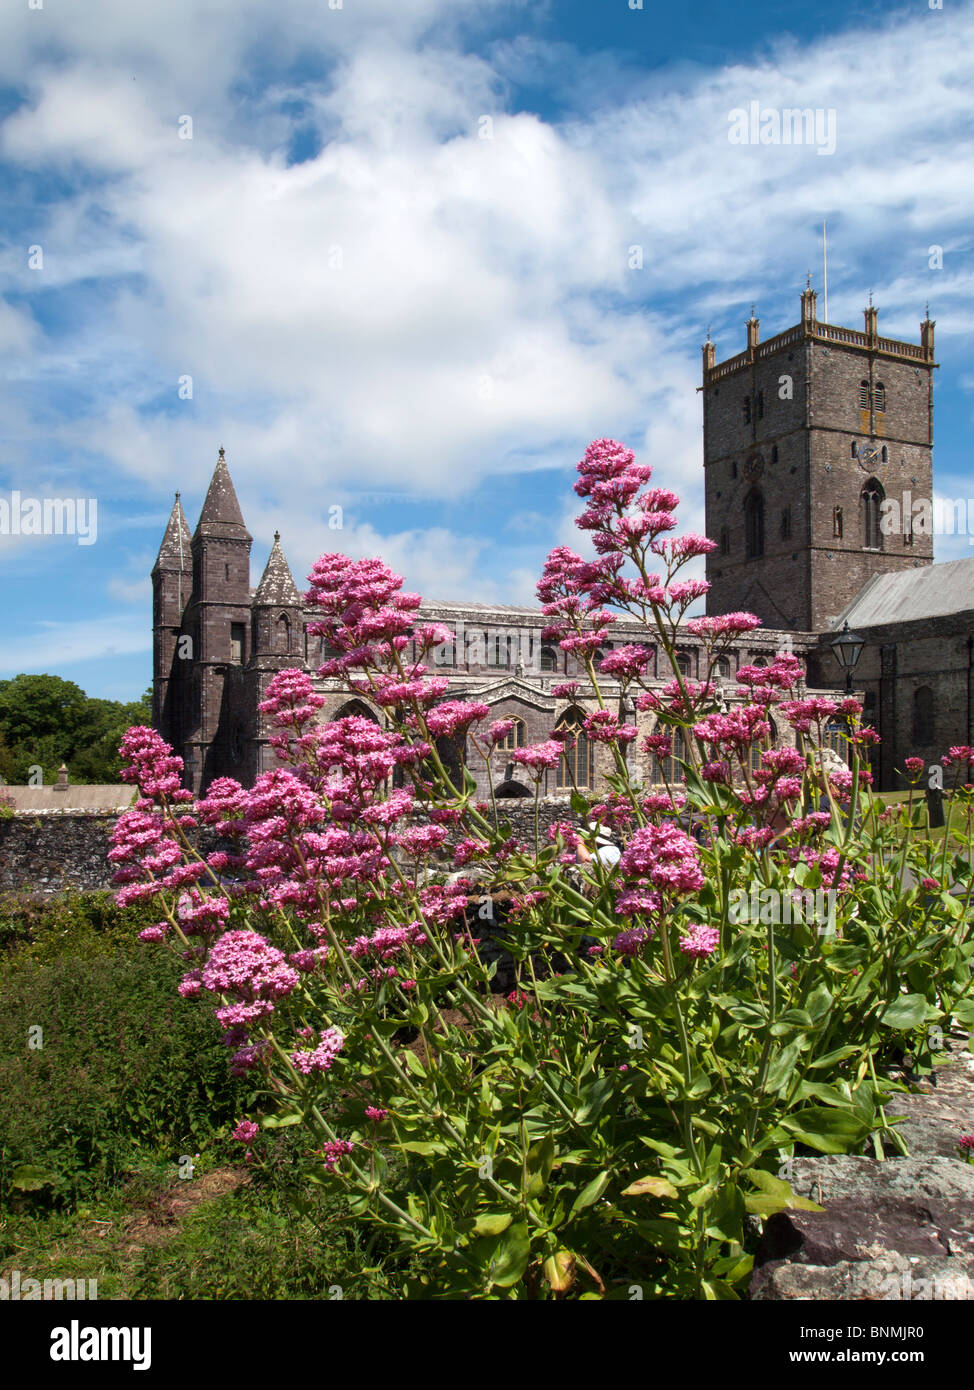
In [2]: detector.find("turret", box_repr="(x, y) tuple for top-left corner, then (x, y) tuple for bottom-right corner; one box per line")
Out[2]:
(251, 532), (303, 662)
(151, 492), (192, 737)
(181, 449), (254, 791)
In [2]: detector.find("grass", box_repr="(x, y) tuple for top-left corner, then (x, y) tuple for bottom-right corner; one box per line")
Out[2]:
(0, 891), (410, 1299)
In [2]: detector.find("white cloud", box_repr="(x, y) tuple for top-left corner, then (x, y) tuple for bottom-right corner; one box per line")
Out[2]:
(0, 617), (149, 676)
(1, 0), (973, 618)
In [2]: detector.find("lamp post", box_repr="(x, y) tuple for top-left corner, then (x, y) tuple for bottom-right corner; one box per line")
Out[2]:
(830, 621), (865, 694)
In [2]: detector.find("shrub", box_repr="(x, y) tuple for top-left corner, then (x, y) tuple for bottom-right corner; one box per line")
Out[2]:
(106, 438), (974, 1299)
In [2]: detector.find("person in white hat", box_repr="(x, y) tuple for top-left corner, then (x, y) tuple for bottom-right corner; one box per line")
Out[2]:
(576, 822), (622, 868)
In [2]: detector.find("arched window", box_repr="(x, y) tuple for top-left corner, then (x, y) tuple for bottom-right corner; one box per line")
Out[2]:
(874, 382), (886, 412)
(716, 655), (731, 678)
(746, 716), (778, 778)
(499, 718), (526, 751)
(862, 479), (884, 550)
(851, 441), (859, 459)
(780, 507), (791, 540)
(742, 397), (751, 424)
(276, 613), (290, 654)
(556, 707), (592, 789)
(771, 444), (778, 464)
(745, 490), (764, 559)
(859, 380), (870, 410)
(833, 506), (844, 539)
(881, 445), (888, 463)
(540, 645), (558, 674)
(653, 724), (686, 786)
(913, 686), (934, 745)
(675, 651), (691, 676)
(719, 527), (730, 555)
(334, 699), (379, 723)
(731, 461), (738, 479)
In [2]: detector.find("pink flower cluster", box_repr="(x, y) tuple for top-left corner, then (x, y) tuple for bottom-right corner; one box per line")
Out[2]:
(618, 823), (705, 898)
(291, 1026), (345, 1075)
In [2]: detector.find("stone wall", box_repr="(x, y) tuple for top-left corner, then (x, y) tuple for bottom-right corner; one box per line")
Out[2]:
(0, 813), (121, 894)
(0, 801), (594, 897)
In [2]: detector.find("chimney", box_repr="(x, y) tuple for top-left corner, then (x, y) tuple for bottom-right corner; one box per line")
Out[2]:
(54, 764), (69, 792)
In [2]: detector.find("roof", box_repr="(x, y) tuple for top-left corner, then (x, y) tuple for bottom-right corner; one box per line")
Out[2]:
(254, 534), (301, 607)
(2, 786), (137, 813)
(836, 558), (974, 629)
(153, 494), (192, 572)
(194, 450), (252, 542)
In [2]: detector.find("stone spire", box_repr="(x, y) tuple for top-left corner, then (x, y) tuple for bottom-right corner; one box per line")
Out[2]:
(194, 448), (252, 541)
(152, 492), (192, 573)
(254, 532), (301, 606)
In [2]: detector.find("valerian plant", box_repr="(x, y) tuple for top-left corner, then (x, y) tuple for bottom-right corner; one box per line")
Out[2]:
(111, 439), (974, 1299)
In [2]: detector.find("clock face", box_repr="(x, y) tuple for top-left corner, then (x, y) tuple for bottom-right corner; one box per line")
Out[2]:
(857, 442), (881, 472)
(743, 455), (764, 483)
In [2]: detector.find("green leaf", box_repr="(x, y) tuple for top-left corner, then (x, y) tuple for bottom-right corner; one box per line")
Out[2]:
(481, 1222), (531, 1288)
(9, 1164), (58, 1191)
(398, 1140), (449, 1157)
(571, 1170), (611, 1213)
(472, 1212), (513, 1237)
(621, 1175), (678, 1199)
(779, 1105), (869, 1154)
(261, 1112), (302, 1129)
(881, 994), (932, 1030)
(570, 790), (590, 817)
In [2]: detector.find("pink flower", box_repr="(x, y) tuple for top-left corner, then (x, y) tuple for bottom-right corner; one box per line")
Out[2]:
(320, 1139), (355, 1170)
(619, 823), (704, 897)
(613, 926), (652, 957)
(678, 924), (720, 959)
(365, 1106), (388, 1122)
(510, 741), (563, 773)
(232, 1120), (259, 1142)
(291, 1027), (345, 1075)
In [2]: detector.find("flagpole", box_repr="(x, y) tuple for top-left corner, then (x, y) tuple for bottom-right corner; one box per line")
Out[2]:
(823, 220), (829, 324)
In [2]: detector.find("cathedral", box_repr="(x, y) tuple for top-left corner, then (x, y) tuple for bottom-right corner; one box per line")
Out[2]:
(153, 286), (965, 796)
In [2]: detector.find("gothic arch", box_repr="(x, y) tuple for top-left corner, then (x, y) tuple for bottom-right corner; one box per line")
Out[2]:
(334, 698), (379, 723)
(744, 489), (764, 559)
(555, 706), (593, 789)
(861, 478), (885, 550)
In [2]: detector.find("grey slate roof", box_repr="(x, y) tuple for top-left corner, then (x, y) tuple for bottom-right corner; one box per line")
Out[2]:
(153, 494), (192, 572)
(194, 450), (252, 541)
(254, 533), (301, 606)
(836, 558), (974, 629)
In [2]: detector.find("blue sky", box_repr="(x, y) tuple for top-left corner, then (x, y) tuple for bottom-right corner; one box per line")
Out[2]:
(1, 0), (972, 701)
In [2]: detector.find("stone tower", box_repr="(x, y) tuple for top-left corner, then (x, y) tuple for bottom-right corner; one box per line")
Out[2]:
(702, 287), (936, 631)
(243, 532), (305, 783)
(151, 492), (192, 746)
(179, 449), (253, 791)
